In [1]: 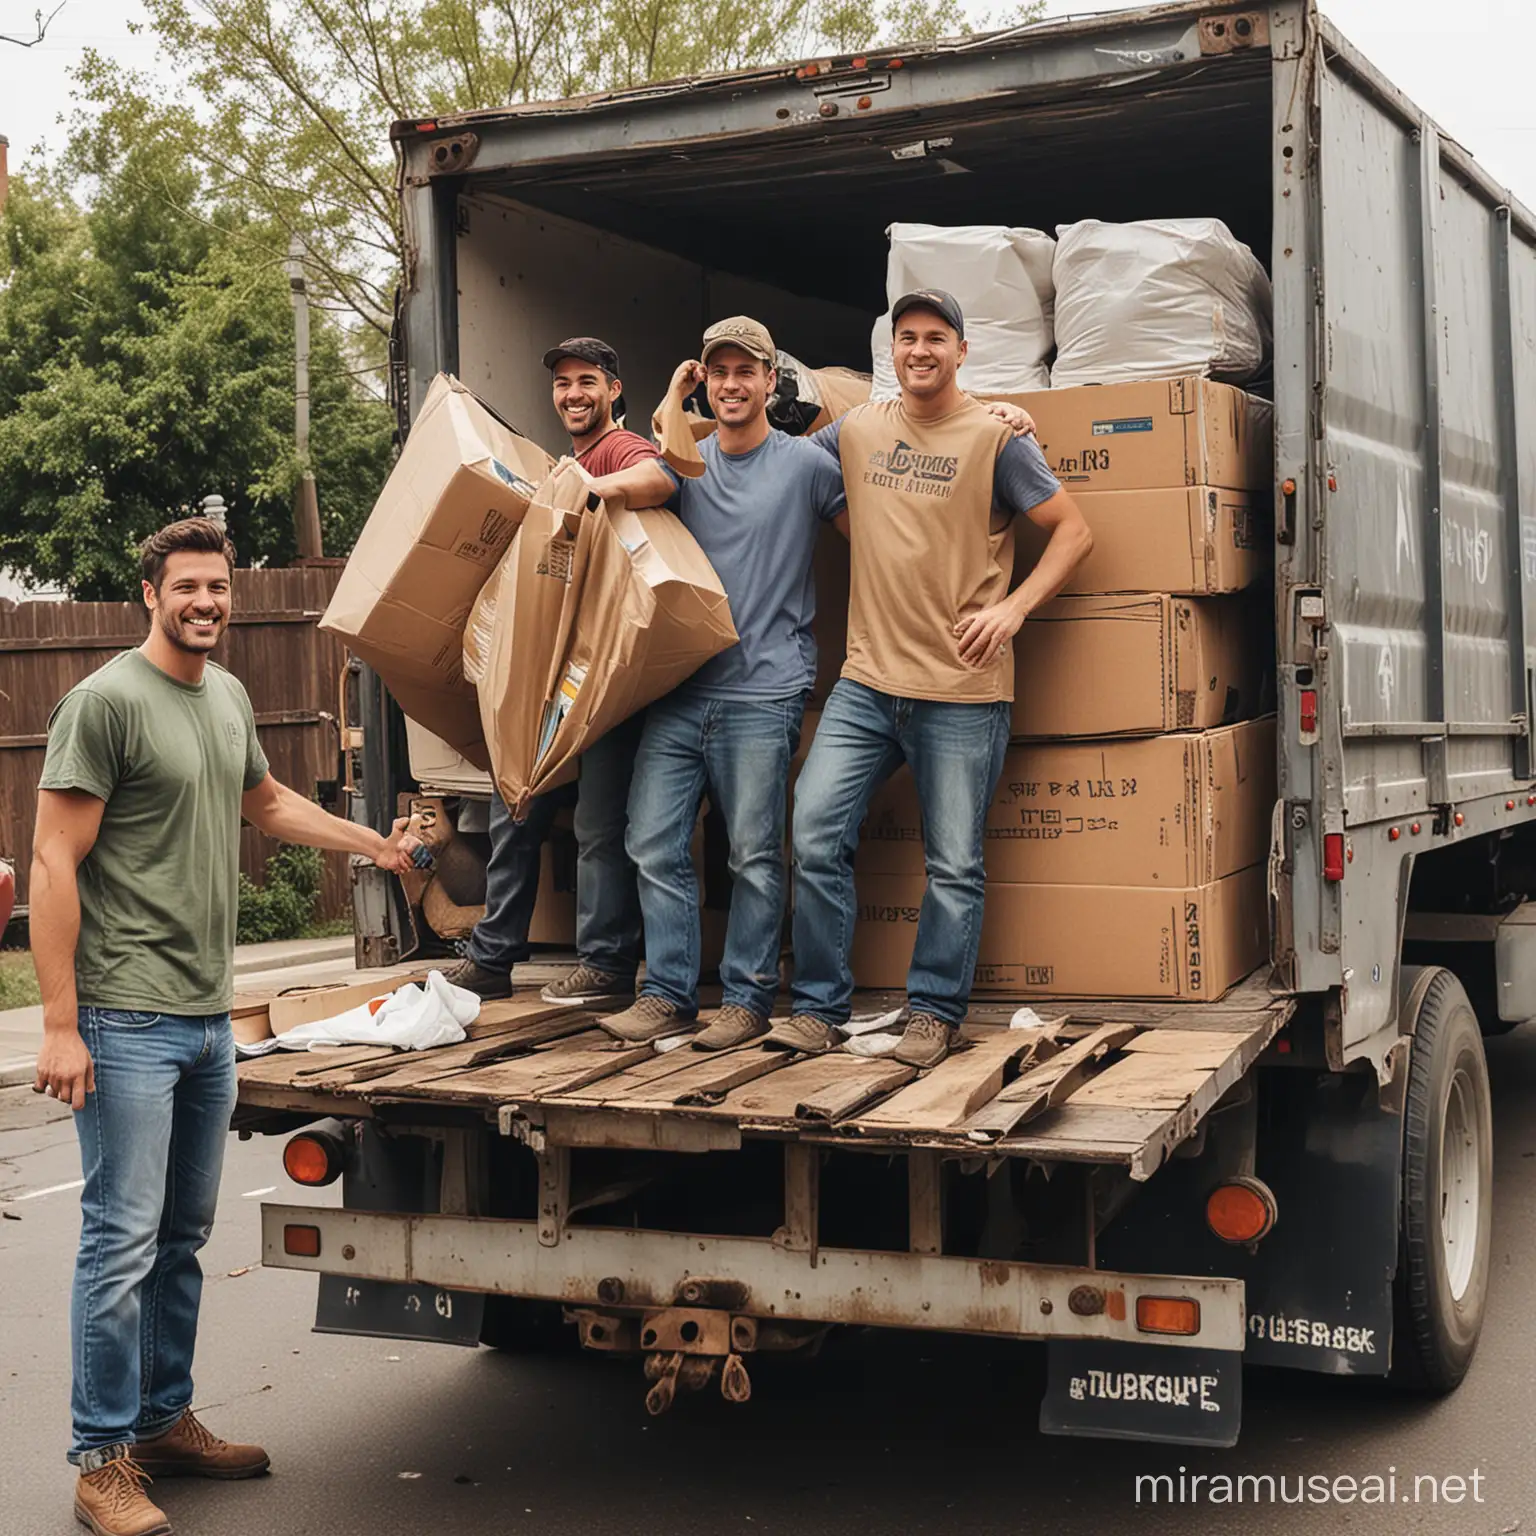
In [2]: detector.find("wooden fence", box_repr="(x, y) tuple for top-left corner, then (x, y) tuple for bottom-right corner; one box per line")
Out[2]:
(0, 567), (353, 921)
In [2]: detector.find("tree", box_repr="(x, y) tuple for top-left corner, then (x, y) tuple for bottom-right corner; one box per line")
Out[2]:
(1, 0), (66, 47)
(0, 130), (394, 597)
(75, 0), (1044, 343)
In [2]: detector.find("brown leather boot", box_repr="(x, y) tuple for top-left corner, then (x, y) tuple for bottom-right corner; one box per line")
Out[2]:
(74, 1451), (172, 1536)
(134, 1410), (270, 1480)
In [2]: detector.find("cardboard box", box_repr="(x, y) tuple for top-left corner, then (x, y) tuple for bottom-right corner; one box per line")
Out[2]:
(849, 867), (1268, 999)
(1012, 594), (1265, 740)
(477, 464), (738, 813)
(321, 374), (553, 768)
(268, 972), (430, 1036)
(1015, 485), (1269, 596)
(992, 377), (1272, 493)
(859, 718), (1276, 887)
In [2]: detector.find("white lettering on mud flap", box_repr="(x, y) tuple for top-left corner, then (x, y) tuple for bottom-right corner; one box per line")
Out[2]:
(1068, 1370), (1223, 1413)
(1248, 1312), (1376, 1355)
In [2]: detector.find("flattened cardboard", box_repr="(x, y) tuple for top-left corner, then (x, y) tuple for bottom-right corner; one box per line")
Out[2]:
(989, 377), (1272, 493)
(320, 374), (553, 768)
(1016, 485), (1269, 595)
(476, 464), (737, 813)
(859, 718), (1276, 886)
(1012, 594), (1265, 740)
(849, 868), (1268, 999)
(653, 387), (708, 478)
(268, 972), (431, 1035)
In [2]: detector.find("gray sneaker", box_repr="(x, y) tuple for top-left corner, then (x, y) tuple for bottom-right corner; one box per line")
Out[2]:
(892, 1012), (956, 1068)
(540, 964), (637, 1009)
(441, 956), (512, 1000)
(693, 1005), (770, 1051)
(765, 1014), (841, 1054)
(600, 995), (691, 1043)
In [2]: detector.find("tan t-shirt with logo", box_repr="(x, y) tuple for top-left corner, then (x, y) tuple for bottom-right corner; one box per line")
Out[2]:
(827, 397), (1058, 704)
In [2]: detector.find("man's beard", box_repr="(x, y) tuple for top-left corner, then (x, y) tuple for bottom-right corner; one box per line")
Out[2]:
(158, 607), (225, 653)
(562, 400), (612, 437)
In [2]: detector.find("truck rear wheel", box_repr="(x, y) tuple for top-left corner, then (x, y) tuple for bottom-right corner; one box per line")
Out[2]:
(1392, 967), (1493, 1391)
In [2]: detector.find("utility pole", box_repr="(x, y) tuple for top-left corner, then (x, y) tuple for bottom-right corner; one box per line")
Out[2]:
(286, 235), (323, 559)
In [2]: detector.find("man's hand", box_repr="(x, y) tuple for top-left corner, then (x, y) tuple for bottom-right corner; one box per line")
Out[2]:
(955, 599), (1027, 668)
(34, 1029), (95, 1111)
(374, 815), (422, 874)
(670, 359), (706, 400)
(982, 399), (1036, 438)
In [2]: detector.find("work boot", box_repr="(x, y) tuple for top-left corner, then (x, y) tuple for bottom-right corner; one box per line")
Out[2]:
(440, 956), (513, 1000)
(892, 1012), (956, 1068)
(74, 1450), (171, 1536)
(600, 995), (691, 1043)
(134, 1410), (269, 1480)
(765, 1014), (841, 1054)
(541, 964), (637, 1010)
(693, 1004), (770, 1050)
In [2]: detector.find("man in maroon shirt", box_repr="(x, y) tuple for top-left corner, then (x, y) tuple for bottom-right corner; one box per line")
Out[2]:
(444, 338), (659, 1007)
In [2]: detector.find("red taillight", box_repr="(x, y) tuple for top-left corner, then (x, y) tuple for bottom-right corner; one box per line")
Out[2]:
(1135, 1296), (1201, 1336)
(283, 1130), (343, 1187)
(283, 1224), (321, 1258)
(1323, 832), (1346, 881)
(1299, 688), (1318, 735)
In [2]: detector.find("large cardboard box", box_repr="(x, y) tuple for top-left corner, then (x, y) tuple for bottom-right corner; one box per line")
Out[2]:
(477, 465), (738, 813)
(321, 375), (553, 768)
(994, 377), (1272, 494)
(858, 718), (1275, 887)
(1015, 485), (1269, 596)
(1012, 593), (1265, 740)
(849, 867), (1268, 999)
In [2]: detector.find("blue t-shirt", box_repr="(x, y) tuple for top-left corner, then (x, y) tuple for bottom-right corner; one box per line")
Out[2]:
(807, 417), (1062, 521)
(662, 430), (847, 700)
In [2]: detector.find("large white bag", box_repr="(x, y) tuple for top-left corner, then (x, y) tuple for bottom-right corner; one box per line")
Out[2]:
(870, 223), (1056, 399)
(1050, 218), (1272, 388)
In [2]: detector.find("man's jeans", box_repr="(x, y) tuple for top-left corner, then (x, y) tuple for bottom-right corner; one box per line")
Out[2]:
(467, 715), (645, 977)
(627, 690), (804, 1017)
(68, 1009), (237, 1462)
(791, 679), (1010, 1026)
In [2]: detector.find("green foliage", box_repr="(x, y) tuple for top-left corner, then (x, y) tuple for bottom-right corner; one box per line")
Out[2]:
(0, 121), (396, 597)
(236, 844), (325, 945)
(73, 0), (1045, 337)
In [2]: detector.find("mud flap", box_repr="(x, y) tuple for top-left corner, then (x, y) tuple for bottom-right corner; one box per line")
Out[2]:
(314, 1274), (485, 1347)
(1040, 1339), (1242, 1447)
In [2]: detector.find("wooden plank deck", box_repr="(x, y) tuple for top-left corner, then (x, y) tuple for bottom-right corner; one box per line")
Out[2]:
(237, 968), (1293, 1176)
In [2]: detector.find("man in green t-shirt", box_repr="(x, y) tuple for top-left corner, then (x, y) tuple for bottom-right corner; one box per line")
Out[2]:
(31, 517), (418, 1536)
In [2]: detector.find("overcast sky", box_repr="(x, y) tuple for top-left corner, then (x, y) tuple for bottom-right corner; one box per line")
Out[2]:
(1, 0), (1533, 201)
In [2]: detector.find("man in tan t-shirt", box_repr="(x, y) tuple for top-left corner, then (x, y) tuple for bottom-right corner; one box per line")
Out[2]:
(772, 289), (1093, 1066)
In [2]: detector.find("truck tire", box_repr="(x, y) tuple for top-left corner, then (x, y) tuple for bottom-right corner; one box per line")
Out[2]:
(1391, 966), (1493, 1392)
(478, 1297), (571, 1353)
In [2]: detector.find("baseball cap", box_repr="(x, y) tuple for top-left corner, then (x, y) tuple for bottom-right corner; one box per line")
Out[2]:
(701, 316), (776, 365)
(542, 337), (622, 377)
(890, 289), (966, 339)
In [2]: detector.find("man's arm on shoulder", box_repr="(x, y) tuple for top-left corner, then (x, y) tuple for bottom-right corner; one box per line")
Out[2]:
(587, 457), (679, 511)
(240, 774), (419, 872)
(954, 438), (1092, 667)
(31, 788), (106, 1108)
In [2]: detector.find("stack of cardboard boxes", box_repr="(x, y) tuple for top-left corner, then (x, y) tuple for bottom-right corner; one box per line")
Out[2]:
(847, 377), (1277, 1001)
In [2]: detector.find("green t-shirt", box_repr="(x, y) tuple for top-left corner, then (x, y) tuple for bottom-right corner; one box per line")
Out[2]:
(38, 650), (270, 1013)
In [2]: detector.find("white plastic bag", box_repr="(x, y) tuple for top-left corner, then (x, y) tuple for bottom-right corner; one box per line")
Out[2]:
(274, 970), (480, 1052)
(871, 223), (1056, 399)
(1050, 218), (1272, 388)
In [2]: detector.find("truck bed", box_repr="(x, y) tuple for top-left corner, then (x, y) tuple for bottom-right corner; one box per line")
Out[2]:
(236, 966), (1291, 1182)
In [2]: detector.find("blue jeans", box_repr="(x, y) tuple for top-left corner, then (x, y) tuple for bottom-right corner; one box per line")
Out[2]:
(468, 715), (645, 976)
(791, 679), (1010, 1026)
(69, 1009), (237, 1462)
(627, 690), (804, 1016)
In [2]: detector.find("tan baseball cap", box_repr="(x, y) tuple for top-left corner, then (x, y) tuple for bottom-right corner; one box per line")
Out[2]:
(701, 316), (776, 365)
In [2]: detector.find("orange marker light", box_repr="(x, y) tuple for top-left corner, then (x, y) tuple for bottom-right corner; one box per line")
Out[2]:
(1206, 1178), (1278, 1244)
(1454, 812), (1465, 827)
(1136, 1296), (1201, 1336)
(283, 1133), (341, 1187)
(283, 1224), (321, 1258)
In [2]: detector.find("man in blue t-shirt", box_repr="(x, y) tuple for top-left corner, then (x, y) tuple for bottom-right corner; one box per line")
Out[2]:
(582, 317), (847, 1048)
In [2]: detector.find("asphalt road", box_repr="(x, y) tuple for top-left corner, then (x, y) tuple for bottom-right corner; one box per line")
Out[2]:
(4, 1031), (1536, 1536)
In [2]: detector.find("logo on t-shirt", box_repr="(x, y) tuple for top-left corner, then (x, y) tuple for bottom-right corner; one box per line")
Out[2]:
(864, 439), (960, 498)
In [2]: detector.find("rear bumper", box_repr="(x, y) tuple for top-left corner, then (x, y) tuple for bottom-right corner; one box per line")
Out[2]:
(260, 1203), (1245, 1350)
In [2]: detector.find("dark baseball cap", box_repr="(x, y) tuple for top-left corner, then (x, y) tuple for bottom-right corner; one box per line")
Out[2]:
(542, 337), (622, 377)
(890, 289), (965, 339)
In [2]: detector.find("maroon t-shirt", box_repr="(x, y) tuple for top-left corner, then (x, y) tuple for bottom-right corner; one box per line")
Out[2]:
(577, 428), (661, 477)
